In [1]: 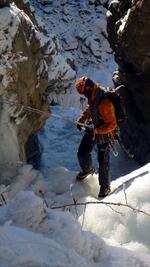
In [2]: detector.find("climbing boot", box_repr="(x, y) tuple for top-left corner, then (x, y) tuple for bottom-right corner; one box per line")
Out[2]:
(98, 186), (111, 198)
(76, 167), (95, 181)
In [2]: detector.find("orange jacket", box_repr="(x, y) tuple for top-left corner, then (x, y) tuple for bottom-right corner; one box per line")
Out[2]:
(93, 98), (117, 135)
(77, 85), (117, 135)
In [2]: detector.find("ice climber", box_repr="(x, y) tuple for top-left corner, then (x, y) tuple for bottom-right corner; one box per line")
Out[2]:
(75, 76), (117, 198)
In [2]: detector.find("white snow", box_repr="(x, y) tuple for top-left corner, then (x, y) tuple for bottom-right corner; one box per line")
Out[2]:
(0, 3), (34, 89)
(0, 5), (19, 54)
(48, 54), (75, 81)
(0, 98), (149, 267)
(31, 0), (117, 90)
(0, 3), (34, 55)
(0, 96), (147, 266)
(0, 163), (150, 267)
(117, 9), (131, 35)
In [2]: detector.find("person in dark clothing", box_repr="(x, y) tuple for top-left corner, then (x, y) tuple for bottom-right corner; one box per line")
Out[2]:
(75, 77), (117, 198)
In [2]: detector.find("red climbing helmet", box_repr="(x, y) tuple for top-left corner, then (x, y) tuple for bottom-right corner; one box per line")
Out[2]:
(75, 76), (94, 96)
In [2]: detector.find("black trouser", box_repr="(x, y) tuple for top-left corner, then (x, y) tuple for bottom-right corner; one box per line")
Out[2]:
(77, 132), (110, 189)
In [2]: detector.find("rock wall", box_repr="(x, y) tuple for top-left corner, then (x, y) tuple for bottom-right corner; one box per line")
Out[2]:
(0, 1), (75, 177)
(32, 0), (112, 86)
(107, 0), (150, 164)
(0, 2), (48, 174)
(29, 0), (114, 109)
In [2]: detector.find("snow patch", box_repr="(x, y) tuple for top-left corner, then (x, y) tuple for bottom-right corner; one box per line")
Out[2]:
(48, 54), (76, 88)
(0, 5), (19, 54)
(117, 9), (131, 35)
(0, 164), (150, 266)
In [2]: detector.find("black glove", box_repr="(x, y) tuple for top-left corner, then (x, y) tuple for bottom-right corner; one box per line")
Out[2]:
(77, 124), (82, 131)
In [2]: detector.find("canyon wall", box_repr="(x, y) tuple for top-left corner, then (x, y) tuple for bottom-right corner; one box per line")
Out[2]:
(107, 0), (150, 164)
(0, 0), (75, 177)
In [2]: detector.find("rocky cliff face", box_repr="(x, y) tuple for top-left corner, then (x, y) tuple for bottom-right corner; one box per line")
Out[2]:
(0, 0), (75, 177)
(0, 1), (48, 175)
(31, 0), (113, 86)
(107, 0), (150, 164)
(29, 0), (115, 112)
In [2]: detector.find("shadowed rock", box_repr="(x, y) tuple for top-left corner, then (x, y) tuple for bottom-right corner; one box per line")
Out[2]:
(107, 0), (150, 164)
(0, 0), (11, 7)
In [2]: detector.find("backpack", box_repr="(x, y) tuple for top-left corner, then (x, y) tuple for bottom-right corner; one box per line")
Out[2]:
(103, 85), (127, 125)
(89, 85), (127, 127)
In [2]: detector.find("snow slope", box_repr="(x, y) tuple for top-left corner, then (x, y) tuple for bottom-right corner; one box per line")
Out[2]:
(0, 163), (150, 267)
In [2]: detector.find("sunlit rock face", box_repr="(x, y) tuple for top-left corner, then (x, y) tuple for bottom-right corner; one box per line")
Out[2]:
(107, 0), (150, 164)
(0, 0), (76, 176)
(0, 2), (50, 175)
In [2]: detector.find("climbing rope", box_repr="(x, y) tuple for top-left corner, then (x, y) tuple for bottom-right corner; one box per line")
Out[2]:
(0, 98), (133, 158)
(0, 98), (90, 128)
